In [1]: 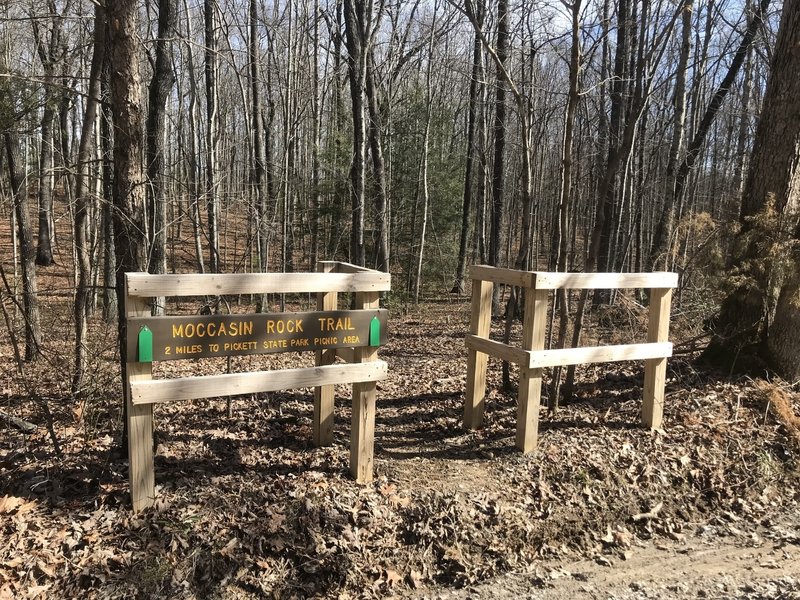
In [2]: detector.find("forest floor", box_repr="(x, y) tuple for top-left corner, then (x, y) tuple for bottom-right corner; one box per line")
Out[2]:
(1, 250), (800, 598)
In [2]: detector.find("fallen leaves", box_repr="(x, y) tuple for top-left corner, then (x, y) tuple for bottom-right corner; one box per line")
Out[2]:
(0, 496), (35, 515)
(1, 301), (799, 598)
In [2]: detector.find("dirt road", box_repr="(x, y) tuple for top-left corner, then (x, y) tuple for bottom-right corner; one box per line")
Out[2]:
(405, 528), (800, 599)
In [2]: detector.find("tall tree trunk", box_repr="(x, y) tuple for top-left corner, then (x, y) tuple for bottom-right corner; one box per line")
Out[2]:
(343, 0), (371, 267)
(205, 0), (220, 272)
(281, 1), (296, 276)
(549, 0), (582, 411)
(108, 0), (148, 448)
(36, 100), (56, 266)
(453, 2), (484, 294)
(4, 132), (43, 361)
(413, 5), (437, 303)
(649, 0), (692, 270)
(100, 78), (117, 322)
(731, 0), (755, 198)
(183, 0), (205, 274)
(250, 0), (268, 309)
(72, 4), (106, 395)
(489, 0), (508, 279)
(708, 0), (800, 381)
(146, 0), (177, 290)
(365, 58), (390, 272)
(595, 0), (630, 281)
(310, 0), (322, 271)
(32, 2), (64, 267)
(731, 39), (753, 195)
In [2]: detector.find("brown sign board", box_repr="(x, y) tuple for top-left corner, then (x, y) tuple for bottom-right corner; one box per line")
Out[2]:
(127, 309), (388, 362)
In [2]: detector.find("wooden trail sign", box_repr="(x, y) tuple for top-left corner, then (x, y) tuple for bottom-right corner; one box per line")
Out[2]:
(123, 262), (391, 513)
(128, 309), (388, 362)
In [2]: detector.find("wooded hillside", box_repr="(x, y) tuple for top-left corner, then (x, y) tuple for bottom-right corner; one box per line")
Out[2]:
(1, 0), (800, 597)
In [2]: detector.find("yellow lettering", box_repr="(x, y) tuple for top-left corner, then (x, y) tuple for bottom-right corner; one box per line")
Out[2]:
(172, 324), (184, 338)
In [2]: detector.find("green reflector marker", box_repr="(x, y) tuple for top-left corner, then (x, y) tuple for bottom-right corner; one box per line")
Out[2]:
(369, 316), (381, 347)
(138, 325), (153, 363)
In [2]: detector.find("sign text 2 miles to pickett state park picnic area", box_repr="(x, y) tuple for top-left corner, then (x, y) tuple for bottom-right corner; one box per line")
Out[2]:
(128, 309), (388, 362)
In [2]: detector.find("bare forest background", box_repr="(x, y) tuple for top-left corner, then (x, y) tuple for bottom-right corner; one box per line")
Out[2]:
(1, 0), (799, 403)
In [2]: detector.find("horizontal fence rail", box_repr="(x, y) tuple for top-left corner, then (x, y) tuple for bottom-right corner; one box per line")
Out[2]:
(465, 266), (678, 291)
(126, 271), (391, 297)
(464, 266), (676, 453)
(130, 361), (388, 405)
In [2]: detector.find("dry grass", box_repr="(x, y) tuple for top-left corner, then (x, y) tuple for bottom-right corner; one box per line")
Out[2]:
(756, 380), (800, 446)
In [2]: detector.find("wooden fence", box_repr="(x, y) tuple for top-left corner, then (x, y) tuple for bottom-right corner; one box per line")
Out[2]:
(464, 266), (678, 452)
(124, 261), (390, 512)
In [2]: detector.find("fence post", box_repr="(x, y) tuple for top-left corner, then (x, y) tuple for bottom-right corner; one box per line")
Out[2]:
(642, 287), (672, 428)
(314, 261), (338, 446)
(125, 275), (155, 512)
(516, 286), (548, 453)
(464, 277), (494, 429)
(351, 290), (380, 482)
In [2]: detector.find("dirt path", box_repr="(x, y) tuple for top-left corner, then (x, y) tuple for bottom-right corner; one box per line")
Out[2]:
(404, 531), (800, 599)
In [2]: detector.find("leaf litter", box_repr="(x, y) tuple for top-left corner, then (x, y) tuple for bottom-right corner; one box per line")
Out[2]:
(1, 298), (799, 599)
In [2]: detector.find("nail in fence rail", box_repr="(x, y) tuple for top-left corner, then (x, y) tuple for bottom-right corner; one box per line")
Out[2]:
(124, 262), (390, 513)
(464, 267), (677, 453)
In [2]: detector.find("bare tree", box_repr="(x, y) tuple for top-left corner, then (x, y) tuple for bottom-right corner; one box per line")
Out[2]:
(146, 0), (177, 287)
(2, 130), (42, 360)
(205, 0), (220, 272)
(72, 3), (106, 395)
(548, 0), (583, 411)
(488, 0), (508, 278)
(343, 0), (379, 266)
(452, 0), (484, 294)
(108, 0), (148, 447)
(31, 0), (68, 267)
(249, 0), (268, 306)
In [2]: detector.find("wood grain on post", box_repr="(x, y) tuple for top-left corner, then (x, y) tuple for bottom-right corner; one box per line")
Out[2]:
(125, 275), (155, 513)
(314, 261), (338, 446)
(464, 278), (494, 430)
(642, 287), (673, 429)
(351, 291), (380, 483)
(516, 288), (549, 453)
